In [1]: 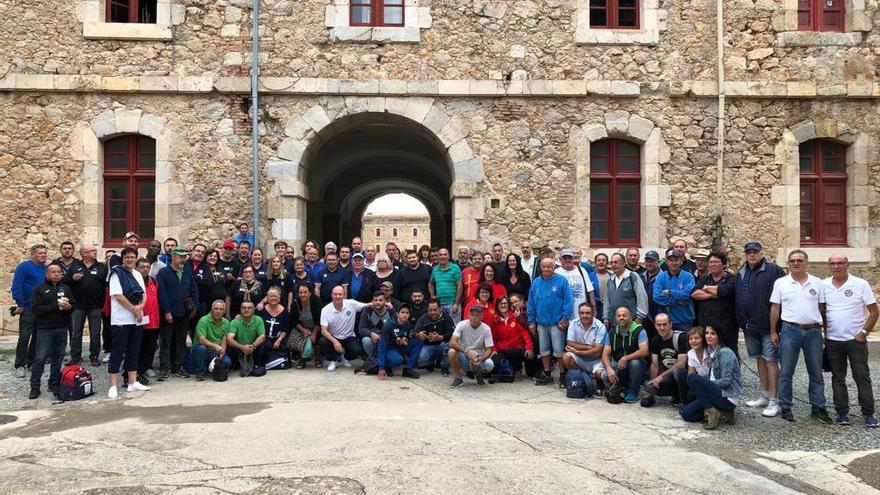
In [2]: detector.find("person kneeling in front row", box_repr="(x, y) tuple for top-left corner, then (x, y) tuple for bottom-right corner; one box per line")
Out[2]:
(377, 304), (423, 380)
(680, 326), (741, 429)
(597, 307), (649, 403)
(227, 300), (266, 377)
(193, 300), (233, 381)
(448, 305), (495, 388)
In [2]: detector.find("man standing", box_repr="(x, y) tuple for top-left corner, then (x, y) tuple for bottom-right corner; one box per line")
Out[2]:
(351, 236), (364, 256)
(385, 242), (403, 270)
(692, 251), (738, 353)
(641, 251), (662, 339)
(602, 252), (648, 329)
(216, 241), (239, 284)
(320, 286), (369, 370)
(338, 246), (352, 271)
(527, 258), (574, 386)
(520, 241), (535, 280)
(770, 249), (831, 424)
(52, 241), (77, 277)
(822, 254), (879, 427)
(490, 242), (506, 274)
(429, 248), (462, 321)
(573, 248), (601, 306)
(66, 244), (107, 366)
(233, 222), (255, 248)
(447, 305), (495, 388)
(146, 240), (166, 279)
(315, 252), (350, 305)
(28, 264), (74, 399)
(624, 248), (646, 275)
(653, 249), (695, 333)
(735, 241), (785, 417)
(376, 304), (422, 380)
(415, 298), (454, 375)
(304, 246), (327, 280)
(555, 249), (596, 312)
(157, 247), (200, 380)
(641, 313), (688, 408)
(593, 253), (610, 322)
(394, 250), (432, 304)
(364, 245), (379, 271)
(159, 238), (178, 266)
(186, 243), (213, 323)
(460, 251), (483, 300)
(456, 246), (471, 270)
(11, 244), (48, 378)
(662, 239), (697, 274)
(323, 241), (338, 261)
(234, 240), (252, 277)
(193, 300), (232, 381)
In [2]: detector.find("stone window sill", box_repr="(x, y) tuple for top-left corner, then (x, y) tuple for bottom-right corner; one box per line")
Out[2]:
(329, 26), (421, 44)
(776, 31), (863, 47)
(83, 22), (172, 41)
(575, 28), (659, 46)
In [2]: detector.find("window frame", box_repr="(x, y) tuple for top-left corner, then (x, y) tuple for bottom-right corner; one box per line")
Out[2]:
(799, 139), (847, 246)
(392, 228), (398, 237)
(103, 135), (156, 246)
(375, 228), (381, 237)
(797, 0), (845, 32)
(589, 0), (640, 30)
(590, 138), (641, 247)
(349, 0), (405, 28)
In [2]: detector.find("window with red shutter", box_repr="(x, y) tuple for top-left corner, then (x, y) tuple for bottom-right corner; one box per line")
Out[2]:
(350, 0), (405, 27)
(797, 0), (844, 32)
(103, 135), (156, 245)
(107, 0), (157, 23)
(799, 139), (847, 246)
(589, 0), (640, 29)
(590, 139), (641, 246)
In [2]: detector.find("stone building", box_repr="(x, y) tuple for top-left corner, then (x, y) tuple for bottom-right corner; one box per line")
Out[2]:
(1, 0), (880, 320)
(361, 213), (431, 253)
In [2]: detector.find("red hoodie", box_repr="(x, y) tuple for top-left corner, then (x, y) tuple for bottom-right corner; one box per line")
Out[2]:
(491, 312), (533, 352)
(143, 277), (160, 331)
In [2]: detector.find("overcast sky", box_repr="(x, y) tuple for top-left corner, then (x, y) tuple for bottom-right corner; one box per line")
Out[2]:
(364, 193), (429, 215)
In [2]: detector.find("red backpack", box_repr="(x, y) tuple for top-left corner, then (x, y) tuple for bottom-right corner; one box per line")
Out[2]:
(55, 365), (95, 401)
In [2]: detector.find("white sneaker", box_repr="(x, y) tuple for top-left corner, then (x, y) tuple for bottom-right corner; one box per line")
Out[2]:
(15, 367), (25, 379)
(341, 357), (352, 368)
(102, 353), (111, 363)
(108, 386), (118, 399)
(145, 368), (157, 378)
(127, 382), (151, 392)
(327, 361), (337, 371)
(762, 401), (780, 417)
(746, 397), (769, 408)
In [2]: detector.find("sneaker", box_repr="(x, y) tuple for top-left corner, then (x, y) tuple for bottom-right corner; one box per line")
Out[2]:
(640, 396), (656, 408)
(534, 375), (553, 386)
(145, 368), (157, 378)
(746, 397), (769, 408)
(173, 369), (190, 379)
(15, 367), (25, 379)
(780, 408), (795, 422)
(865, 415), (879, 428)
(761, 401), (781, 418)
(811, 408), (832, 425)
(137, 375), (150, 386)
(449, 377), (464, 388)
(475, 373), (486, 385)
(704, 408), (721, 430)
(90, 358), (100, 367)
(102, 353), (111, 363)
(327, 361), (337, 371)
(835, 412), (850, 425)
(107, 386), (118, 399)
(28, 388), (40, 400)
(671, 398), (683, 408)
(384, 367), (394, 377)
(341, 357), (352, 368)
(196, 374), (205, 382)
(624, 391), (638, 403)
(441, 368), (449, 377)
(157, 370), (169, 381)
(402, 368), (420, 379)
(127, 382), (151, 392)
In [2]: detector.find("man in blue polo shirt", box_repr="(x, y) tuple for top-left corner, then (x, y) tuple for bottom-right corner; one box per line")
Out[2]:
(11, 244), (48, 378)
(315, 252), (350, 305)
(652, 249), (695, 333)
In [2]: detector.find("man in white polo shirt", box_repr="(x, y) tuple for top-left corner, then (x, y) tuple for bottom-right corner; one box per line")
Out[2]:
(319, 285), (369, 371)
(823, 253), (879, 427)
(769, 249), (831, 424)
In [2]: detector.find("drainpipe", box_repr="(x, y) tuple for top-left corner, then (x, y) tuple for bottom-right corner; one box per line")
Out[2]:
(250, 0), (261, 249)
(715, 0), (726, 230)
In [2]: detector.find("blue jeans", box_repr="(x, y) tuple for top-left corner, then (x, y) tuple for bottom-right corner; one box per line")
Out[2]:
(680, 374), (736, 422)
(778, 323), (826, 410)
(418, 342), (449, 369)
(441, 304), (461, 323)
(193, 344), (232, 375)
(603, 358), (647, 395)
(361, 335), (378, 357)
(381, 338), (424, 369)
(30, 327), (67, 389)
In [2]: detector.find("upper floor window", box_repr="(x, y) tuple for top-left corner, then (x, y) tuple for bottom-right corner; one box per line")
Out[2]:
(107, 0), (157, 23)
(800, 139), (847, 246)
(350, 0), (404, 27)
(797, 0), (844, 32)
(412, 227), (418, 236)
(589, 0), (639, 29)
(590, 139), (640, 246)
(375, 228), (381, 237)
(104, 135), (156, 244)
(392, 228), (398, 237)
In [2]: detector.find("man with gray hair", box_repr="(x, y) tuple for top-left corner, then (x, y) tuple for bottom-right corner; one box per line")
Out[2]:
(11, 244), (48, 378)
(65, 243), (108, 366)
(603, 252), (648, 328)
(456, 245), (471, 270)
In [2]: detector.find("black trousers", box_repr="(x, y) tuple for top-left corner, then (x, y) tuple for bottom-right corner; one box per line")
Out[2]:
(826, 339), (874, 416)
(318, 336), (363, 362)
(138, 330), (160, 374)
(493, 348), (527, 375)
(159, 315), (189, 372)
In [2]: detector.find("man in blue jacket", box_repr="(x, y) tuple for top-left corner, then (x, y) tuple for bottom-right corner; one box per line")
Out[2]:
(652, 249), (695, 333)
(527, 257), (574, 386)
(11, 244), (48, 378)
(735, 241), (786, 418)
(157, 246), (199, 380)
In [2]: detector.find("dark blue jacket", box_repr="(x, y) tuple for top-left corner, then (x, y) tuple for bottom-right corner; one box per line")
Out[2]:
(734, 258), (785, 335)
(157, 265), (200, 317)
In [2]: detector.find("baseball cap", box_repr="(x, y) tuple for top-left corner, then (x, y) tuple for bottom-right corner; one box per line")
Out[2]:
(124, 231), (139, 240)
(469, 305), (485, 313)
(222, 240), (235, 249)
(744, 241), (762, 252)
(351, 252), (365, 260)
(381, 281), (394, 288)
(665, 248), (681, 259)
(170, 247), (189, 257)
(644, 250), (660, 261)
(693, 248), (710, 259)
(559, 248), (574, 258)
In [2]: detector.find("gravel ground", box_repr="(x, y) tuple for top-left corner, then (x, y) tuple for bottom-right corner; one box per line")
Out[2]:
(1, 338), (878, 454)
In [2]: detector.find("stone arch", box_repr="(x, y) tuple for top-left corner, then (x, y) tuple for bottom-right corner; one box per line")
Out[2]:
(569, 110), (671, 251)
(269, 96), (484, 248)
(772, 118), (873, 263)
(70, 107), (180, 246)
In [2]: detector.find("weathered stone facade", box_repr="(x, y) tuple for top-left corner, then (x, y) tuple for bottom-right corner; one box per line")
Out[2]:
(1, 0), (880, 322)
(361, 213), (431, 253)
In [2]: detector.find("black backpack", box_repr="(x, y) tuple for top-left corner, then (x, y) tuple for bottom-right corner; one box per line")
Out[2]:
(354, 357), (381, 375)
(605, 382), (625, 404)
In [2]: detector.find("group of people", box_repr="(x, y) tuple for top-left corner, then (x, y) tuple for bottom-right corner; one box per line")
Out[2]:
(10, 226), (878, 429)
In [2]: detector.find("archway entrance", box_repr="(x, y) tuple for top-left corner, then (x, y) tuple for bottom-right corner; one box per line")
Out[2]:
(361, 194), (431, 254)
(305, 113), (453, 247)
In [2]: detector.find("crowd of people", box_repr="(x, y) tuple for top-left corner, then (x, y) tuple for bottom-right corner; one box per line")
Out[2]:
(9, 223), (879, 429)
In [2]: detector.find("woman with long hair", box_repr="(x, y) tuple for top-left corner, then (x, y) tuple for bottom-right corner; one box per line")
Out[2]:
(294, 284), (324, 368)
(501, 253), (530, 302)
(680, 326), (741, 429)
(491, 296), (533, 381)
(418, 244), (431, 265)
(226, 265), (264, 319)
(466, 263), (507, 302)
(263, 255), (294, 310)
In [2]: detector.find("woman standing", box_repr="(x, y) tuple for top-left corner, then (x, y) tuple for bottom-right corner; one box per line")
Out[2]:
(491, 296), (533, 380)
(226, 265), (265, 319)
(290, 256), (315, 297)
(501, 253), (531, 302)
(374, 254), (396, 286)
(294, 284), (323, 368)
(135, 258), (160, 385)
(680, 326), (741, 429)
(204, 249), (228, 306)
(418, 245), (431, 265)
(263, 256), (294, 310)
(466, 264), (507, 302)
(250, 248), (268, 281)
(107, 247), (150, 398)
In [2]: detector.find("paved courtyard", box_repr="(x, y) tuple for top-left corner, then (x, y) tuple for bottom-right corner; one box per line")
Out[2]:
(0, 341), (878, 495)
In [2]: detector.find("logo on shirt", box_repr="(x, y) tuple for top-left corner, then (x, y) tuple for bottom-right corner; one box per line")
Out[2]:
(809, 288), (817, 296)
(551, 287), (557, 292)
(845, 289), (853, 297)
(345, 310), (351, 317)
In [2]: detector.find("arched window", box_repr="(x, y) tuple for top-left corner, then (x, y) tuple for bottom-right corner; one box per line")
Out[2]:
(800, 139), (846, 245)
(107, 0), (158, 23)
(104, 135), (155, 244)
(590, 139), (640, 246)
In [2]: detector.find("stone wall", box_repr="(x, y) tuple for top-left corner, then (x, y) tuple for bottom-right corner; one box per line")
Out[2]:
(362, 214), (432, 253)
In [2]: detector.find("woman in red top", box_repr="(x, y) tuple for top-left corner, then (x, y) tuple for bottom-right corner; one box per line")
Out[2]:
(463, 283), (497, 325)
(465, 263), (507, 302)
(491, 296), (534, 381)
(135, 258), (160, 385)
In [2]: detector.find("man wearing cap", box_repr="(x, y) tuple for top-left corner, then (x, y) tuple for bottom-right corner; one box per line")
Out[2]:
(358, 290), (395, 357)
(320, 286), (370, 370)
(662, 239), (697, 275)
(652, 249), (696, 333)
(735, 241), (786, 417)
(429, 248), (462, 322)
(555, 249), (596, 313)
(527, 258), (574, 386)
(108, 232), (140, 270)
(624, 248), (646, 276)
(348, 252), (378, 303)
(602, 252), (648, 329)
(448, 304), (495, 388)
(156, 246), (200, 380)
(641, 250), (662, 339)
(379, 281), (402, 310)
(770, 249), (831, 424)
(822, 254), (879, 427)
(11, 244), (48, 378)
(217, 240), (239, 286)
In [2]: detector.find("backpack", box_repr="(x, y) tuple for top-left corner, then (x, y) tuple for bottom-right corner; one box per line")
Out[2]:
(565, 369), (596, 399)
(354, 357), (381, 375)
(209, 358), (228, 382)
(55, 365), (94, 401)
(605, 381), (625, 404)
(265, 350), (291, 370)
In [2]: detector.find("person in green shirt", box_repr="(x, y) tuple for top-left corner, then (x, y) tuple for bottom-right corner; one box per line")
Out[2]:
(227, 301), (266, 376)
(429, 248), (463, 321)
(194, 300), (232, 381)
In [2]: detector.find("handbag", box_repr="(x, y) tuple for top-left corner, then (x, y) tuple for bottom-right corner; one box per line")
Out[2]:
(288, 332), (314, 360)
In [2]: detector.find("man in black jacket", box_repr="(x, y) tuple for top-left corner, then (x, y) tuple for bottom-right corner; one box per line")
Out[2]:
(65, 243), (107, 366)
(414, 299), (454, 375)
(29, 264), (75, 399)
(157, 247), (199, 380)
